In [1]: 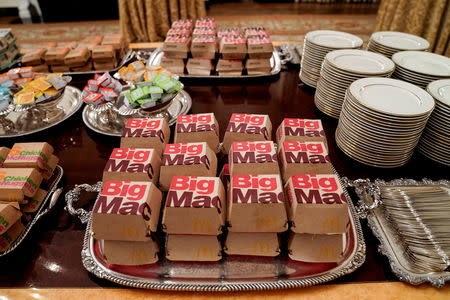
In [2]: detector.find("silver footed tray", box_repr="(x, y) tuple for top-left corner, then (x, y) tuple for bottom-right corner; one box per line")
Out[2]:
(82, 90), (192, 136)
(147, 46), (282, 80)
(344, 177), (450, 287)
(64, 175), (365, 292)
(0, 165), (64, 257)
(0, 86), (83, 138)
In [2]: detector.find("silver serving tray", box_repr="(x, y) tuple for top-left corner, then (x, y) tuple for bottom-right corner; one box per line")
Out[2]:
(82, 90), (192, 136)
(65, 175), (365, 291)
(147, 46), (281, 79)
(0, 86), (83, 138)
(0, 165), (64, 257)
(344, 177), (450, 287)
(33, 50), (135, 76)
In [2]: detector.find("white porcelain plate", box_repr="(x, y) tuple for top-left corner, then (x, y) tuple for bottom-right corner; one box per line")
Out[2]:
(349, 78), (435, 116)
(326, 49), (395, 75)
(371, 31), (430, 51)
(427, 79), (450, 107)
(306, 30), (363, 49)
(392, 51), (450, 77)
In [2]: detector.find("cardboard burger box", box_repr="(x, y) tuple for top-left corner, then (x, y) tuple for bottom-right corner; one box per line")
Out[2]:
(276, 118), (327, 145)
(91, 180), (163, 241)
(186, 58), (214, 76)
(159, 142), (217, 191)
(244, 27), (269, 39)
(191, 36), (217, 59)
(216, 59), (243, 76)
(165, 234), (222, 262)
(162, 176), (226, 235)
(93, 59), (116, 71)
(44, 47), (70, 65)
(247, 36), (273, 59)
(163, 35), (191, 59)
(222, 113), (272, 154)
(21, 188), (47, 213)
(103, 148), (161, 185)
(219, 35), (247, 60)
(245, 58), (271, 75)
(4, 142), (54, 170)
(229, 141), (279, 176)
(91, 45), (115, 62)
(102, 239), (159, 265)
(0, 202), (22, 235)
(120, 118), (170, 156)
(50, 65), (71, 73)
(0, 220), (25, 252)
(64, 47), (91, 67)
(288, 233), (345, 263)
(279, 141), (332, 183)
(228, 174), (288, 233)
(174, 113), (220, 153)
(224, 232), (280, 257)
(192, 27), (216, 38)
(0, 147), (10, 167)
(160, 56), (185, 74)
(0, 168), (43, 202)
(21, 48), (47, 66)
(285, 174), (349, 234)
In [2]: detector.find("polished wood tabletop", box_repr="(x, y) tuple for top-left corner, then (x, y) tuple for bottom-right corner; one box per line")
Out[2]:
(0, 50), (448, 295)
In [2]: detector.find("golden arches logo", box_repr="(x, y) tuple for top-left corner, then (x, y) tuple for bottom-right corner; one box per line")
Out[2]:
(258, 215), (277, 230)
(8, 193), (19, 202)
(193, 219), (212, 233)
(318, 246), (336, 260)
(121, 225), (140, 239)
(130, 248), (150, 264)
(322, 217), (341, 233)
(253, 242), (271, 254)
(196, 247), (214, 258)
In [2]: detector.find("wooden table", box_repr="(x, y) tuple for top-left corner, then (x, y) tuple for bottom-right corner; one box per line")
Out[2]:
(0, 44), (448, 298)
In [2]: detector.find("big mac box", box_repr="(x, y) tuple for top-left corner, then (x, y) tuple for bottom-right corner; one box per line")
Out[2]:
(288, 233), (345, 263)
(224, 232), (280, 257)
(165, 234), (222, 261)
(228, 174), (288, 233)
(4, 142), (54, 170)
(279, 141), (332, 182)
(222, 113), (272, 154)
(276, 118), (326, 145)
(174, 113), (220, 153)
(0, 202), (21, 235)
(229, 141), (279, 175)
(159, 142), (217, 191)
(163, 35), (191, 59)
(102, 240), (159, 265)
(91, 180), (163, 241)
(0, 221), (25, 252)
(219, 35), (247, 60)
(186, 58), (214, 76)
(160, 55), (185, 74)
(0, 147), (9, 167)
(285, 174), (349, 234)
(216, 59), (243, 76)
(120, 118), (170, 156)
(247, 36), (273, 59)
(191, 36), (217, 59)
(103, 148), (161, 185)
(162, 176), (226, 235)
(0, 168), (43, 203)
(245, 58), (271, 75)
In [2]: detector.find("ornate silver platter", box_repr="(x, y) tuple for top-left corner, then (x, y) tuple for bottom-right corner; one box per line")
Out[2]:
(0, 165), (64, 257)
(0, 86), (83, 138)
(64, 175), (365, 291)
(344, 177), (450, 287)
(147, 46), (282, 79)
(82, 90), (192, 136)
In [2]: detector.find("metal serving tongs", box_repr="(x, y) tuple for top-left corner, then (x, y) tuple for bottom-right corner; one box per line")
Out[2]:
(343, 177), (450, 276)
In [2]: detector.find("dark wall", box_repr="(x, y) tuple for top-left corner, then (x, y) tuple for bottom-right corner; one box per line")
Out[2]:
(39, 0), (119, 22)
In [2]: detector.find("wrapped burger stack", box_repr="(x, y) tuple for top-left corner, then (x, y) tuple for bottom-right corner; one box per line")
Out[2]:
(0, 29), (19, 72)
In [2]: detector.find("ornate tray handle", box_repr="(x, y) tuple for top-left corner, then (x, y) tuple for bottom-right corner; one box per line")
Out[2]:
(65, 182), (102, 224)
(342, 177), (381, 219)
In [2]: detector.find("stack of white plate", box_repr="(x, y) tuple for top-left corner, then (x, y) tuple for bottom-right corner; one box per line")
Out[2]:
(336, 77), (435, 168)
(367, 31), (430, 58)
(392, 51), (450, 89)
(417, 79), (450, 165)
(300, 30), (363, 88)
(314, 49), (395, 119)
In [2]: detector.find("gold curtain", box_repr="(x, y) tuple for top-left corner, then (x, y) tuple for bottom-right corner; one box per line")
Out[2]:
(118, 0), (206, 43)
(375, 0), (450, 55)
